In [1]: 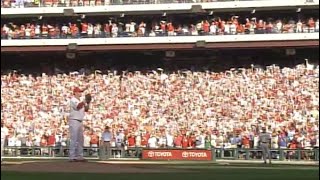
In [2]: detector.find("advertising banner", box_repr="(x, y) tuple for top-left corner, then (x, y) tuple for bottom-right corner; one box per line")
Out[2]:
(142, 149), (212, 161)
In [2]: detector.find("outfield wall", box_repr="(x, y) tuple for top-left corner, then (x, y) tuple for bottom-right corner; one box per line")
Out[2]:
(3, 146), (319, 162)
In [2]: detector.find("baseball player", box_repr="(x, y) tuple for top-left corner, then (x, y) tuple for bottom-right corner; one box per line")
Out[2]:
(68, 87), (91, 162)
(1, 121), (9, 163)
(259, 127), (272, 164)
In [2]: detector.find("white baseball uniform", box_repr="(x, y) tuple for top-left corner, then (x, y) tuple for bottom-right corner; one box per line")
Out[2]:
(68, 97), (86, 160)
(1, 126), (8, 162)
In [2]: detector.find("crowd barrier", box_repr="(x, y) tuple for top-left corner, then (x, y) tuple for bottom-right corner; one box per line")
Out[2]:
(1, 0), (318, 16)
(1, 33), (319, 47)
(3, 146), (319, 161)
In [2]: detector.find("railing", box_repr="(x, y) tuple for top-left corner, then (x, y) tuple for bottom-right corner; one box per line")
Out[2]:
(0, 0), (287, 8)
(213, 148), (319, 161)
(3, 146), (319, 162)
(2, 33), (319, 47)
(2, 29), (319, 40)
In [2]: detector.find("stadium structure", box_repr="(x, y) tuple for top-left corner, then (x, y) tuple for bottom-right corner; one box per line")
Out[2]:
(1, 0), (319, 71)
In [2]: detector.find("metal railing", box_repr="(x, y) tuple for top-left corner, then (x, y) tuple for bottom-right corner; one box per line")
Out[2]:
(213, 148), (319, 161)
(2, 29), (319, 40)
(1, 0), (264, 8)
(3, 146), (319, 161)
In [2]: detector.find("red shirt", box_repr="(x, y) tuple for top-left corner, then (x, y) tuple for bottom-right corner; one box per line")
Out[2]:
(40, 137), (47, 146)
(104, 24), (110, 32)
(160, 24), (166, 31)
(90, 134), (99, 145)
(308, 20), (315, 27)
(141, 136), (148, 146)
(182, 136), (189, 148)
(203, 22), (210, 32)
(128, 136), (135, 147)
(145, 133), (150, 140)
(81, 23), (88, 33)
(47, 135), (55, 146)
(188, 137), (196, 147)
(174, 136), (182, 147)
(167, 24), (174, 32)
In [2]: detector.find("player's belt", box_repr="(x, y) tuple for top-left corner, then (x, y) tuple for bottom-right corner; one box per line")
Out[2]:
(104, 141), (110, 143)
(261, 142), (268, 143)
(71, 119), (82, 123)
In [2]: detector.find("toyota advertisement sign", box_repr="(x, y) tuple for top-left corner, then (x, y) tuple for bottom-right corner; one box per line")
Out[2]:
(142, 149), (212, 161)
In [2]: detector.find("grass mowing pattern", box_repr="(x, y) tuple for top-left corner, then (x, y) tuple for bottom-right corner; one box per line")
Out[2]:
(2, 167), (319, 180)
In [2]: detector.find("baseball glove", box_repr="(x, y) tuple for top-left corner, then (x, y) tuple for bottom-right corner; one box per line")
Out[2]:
(85, 93), (92, 104)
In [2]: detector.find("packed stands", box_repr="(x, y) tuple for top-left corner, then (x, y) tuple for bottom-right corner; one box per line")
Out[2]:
(1, 55), (319, 156)
(1, 16), (319, 39)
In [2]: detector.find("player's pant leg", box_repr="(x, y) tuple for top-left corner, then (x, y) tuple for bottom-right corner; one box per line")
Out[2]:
(69, 120), (78, 159)
(76, 123), (84, 159)
(106, 142), (111, 159)
(261, 144), (267, 162)
(1, 139), (4, 162)
(100, 142), (106, 160)
(267, 146), (272, 163)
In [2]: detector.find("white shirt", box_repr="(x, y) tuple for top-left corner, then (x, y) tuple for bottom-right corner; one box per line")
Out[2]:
(135, 135), (141, 146)
(87, 25), (93, 35)
(69, 97), (85, 121)
(129, 23), (136, 32)
(8, 137), (16, 147)
(15, 139), (22, 147)
(25, 28), (31, 37)
(158, 136), (167, 146)
(224, 24), (230, 34)
(116, 134), (124, 144)
(102, 131), (112, 142)
(62, 26), (68, 34)
(34, 136), (41, 146)
(230, 24), (236, 34)
(1, 127), (8, 141)
(148, 136), (157, 148)
(276, 22), (282, 31)
(210, 24), (216, 34)
(166, 134), (174, 147)
(196, 135), (205, 148)
(253, 136), (259, 147)
(84, 135), (91, 147)
(26, 140), (33, 147)
(112, 26), (118, 34)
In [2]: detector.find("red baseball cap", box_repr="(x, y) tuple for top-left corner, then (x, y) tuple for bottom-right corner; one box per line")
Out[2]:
(73, 87), (83, 93)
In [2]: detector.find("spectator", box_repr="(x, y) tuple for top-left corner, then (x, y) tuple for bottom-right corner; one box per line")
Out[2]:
(0, 56), (319, 161)
(2, 16), (319, 39)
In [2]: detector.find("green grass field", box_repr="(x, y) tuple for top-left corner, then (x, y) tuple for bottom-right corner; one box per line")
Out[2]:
(2, 164), (319, 180)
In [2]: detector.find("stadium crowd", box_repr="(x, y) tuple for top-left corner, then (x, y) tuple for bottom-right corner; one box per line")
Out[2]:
(1, 16), (319, 39)
(1, 61), (319, 157)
